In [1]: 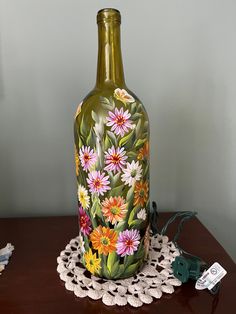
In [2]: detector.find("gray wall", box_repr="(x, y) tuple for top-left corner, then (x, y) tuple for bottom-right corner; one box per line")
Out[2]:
(0, 0), (235, 261)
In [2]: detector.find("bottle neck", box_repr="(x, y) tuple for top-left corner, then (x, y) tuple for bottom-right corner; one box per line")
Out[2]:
(96, 21), (125, 88)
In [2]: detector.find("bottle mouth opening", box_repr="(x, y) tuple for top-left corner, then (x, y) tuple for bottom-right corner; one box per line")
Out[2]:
(97, 8), (121, 24)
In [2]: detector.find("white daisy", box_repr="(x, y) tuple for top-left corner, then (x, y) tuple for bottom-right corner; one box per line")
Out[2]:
(78, 232), (85, 254)
(121, 160), (142, 187)
(137, 208), (147, 220)
(77, 185), (90, 209)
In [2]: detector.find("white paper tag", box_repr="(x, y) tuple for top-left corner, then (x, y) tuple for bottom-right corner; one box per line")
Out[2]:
(195, 262), (227, 291)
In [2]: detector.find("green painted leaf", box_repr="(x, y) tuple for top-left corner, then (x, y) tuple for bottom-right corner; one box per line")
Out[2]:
(122, 261), (140, 278)
(91, 110), (99, 123)
(126, 186), (134, 202)
(86, 129), (95, 147)
(124, 254), (134, 269)
(107, 252), (118, 273)
(110, 172), (120, 187)
(90, 196), (102, 220)
(83, 236), (90, 251)
(130, 102), (137, 115)
(107, 130), (118, 146)
(135, 138), (147, 149)
(135, 119), (142, 138)
(127, 151), (137, 159)
(109, 185), (124, 197)
(114, 264), (125, 279)
(79, 114), (87, 138)
(102, 257), (111, 279)
(114, 220), (126, 232)
(128, 205), (140, 225)
(110, 260), (120, 277)
(104, 134), (111, 150)
(143, 121), (149, 133)
(129, 219), (143, 228)
(135, 241), (145, 260)
(143, 164), (149, 178)
(100, 96), (115, 110)
(119, 129), (135, 147)
(132, 113), (143, 121)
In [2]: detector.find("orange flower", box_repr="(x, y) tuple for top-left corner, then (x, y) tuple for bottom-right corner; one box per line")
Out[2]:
(134, 181), (149, 207)
(102, 196), (128, 224)
(90, 226), (117, 255)
(74, 146), (80, 176)
(137, 142), (149, 161)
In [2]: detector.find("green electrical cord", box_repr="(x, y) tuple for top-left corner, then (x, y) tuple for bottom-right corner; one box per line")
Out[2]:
(151, 202), (221, 294)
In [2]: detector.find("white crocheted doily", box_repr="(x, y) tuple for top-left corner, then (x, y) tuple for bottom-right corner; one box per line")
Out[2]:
(57, 234), (182, 307)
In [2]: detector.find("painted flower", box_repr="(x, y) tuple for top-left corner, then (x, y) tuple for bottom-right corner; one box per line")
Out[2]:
(106, 107), (133, 137)
(137, 208), (147, 220)
(90, 226), (117, 255)
(114, 88), (135, 104)
(134, 181), (149, 207)
(84, 248), (101, 275)
(87, 171), (111, 196)
(102, 196), (128, 224)
(79, 146), (97, 172)
(104, 146), (128, 173)
(116, 229), (140, 257)
(121, 160), (142, 187)
(78, 232), (85, 254)
(74, 145), (80, 176)
(78, 206), (92, 236)
(77, 185), (90, 209)
(138, 142), (149, 160)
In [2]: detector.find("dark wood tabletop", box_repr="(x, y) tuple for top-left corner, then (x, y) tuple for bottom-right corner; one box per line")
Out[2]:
(0, 213), (235, 314)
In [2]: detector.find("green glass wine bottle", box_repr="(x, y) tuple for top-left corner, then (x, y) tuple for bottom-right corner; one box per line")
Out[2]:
(74, 8), (150, 279)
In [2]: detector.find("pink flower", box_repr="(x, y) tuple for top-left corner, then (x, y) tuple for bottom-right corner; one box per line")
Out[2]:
(87, 171), (111, 196)
(106, 107), (133, 137)
(116, 229), (140, 257)
(104, 146), (128, 173)
(78, 206), (91, 236)
(79, 146), (97, 172)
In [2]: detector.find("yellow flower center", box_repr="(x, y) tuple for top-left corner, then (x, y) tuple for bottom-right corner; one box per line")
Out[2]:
(100, 236), (110, 246)
(110, 206), (121, 215)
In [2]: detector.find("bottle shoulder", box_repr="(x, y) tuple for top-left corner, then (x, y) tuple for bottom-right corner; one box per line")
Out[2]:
(75, 85), (148, 118)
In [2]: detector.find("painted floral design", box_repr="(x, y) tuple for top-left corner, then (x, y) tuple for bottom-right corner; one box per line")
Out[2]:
(87, 171), (111, 196)
(78, 206), (92, 236)
(134, 181), (149, 207)
(137, 208), (147, 220)
(106, 107), (133, 137)
(121, 160), (142, 187)
(102, 196), (127, 224)
(104, 146), (128, 173)
(84, 248), (101, 275)
(138, 141), (149, 161)
(78, 185), (90, 209)
(114, 88), (135, 104)
(79, 146), (97, 172)
(74, 87), (149, 279)
(90, 226), (118, 255)
(117, 229), (140, 257)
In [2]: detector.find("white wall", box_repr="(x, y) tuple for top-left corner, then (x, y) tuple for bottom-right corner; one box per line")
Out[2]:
(0, 0), (235, 261)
